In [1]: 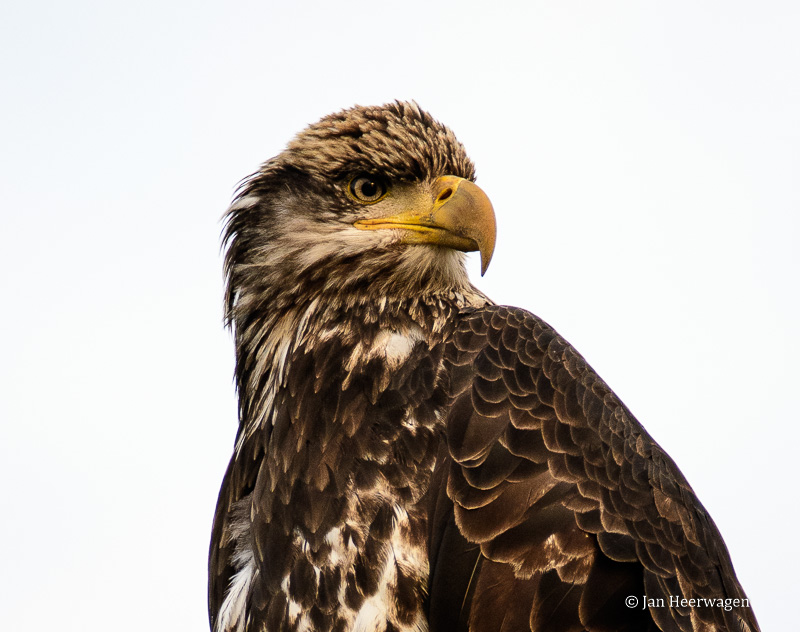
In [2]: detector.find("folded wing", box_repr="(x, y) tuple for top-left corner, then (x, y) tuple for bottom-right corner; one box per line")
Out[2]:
(428, 306), (758, 632)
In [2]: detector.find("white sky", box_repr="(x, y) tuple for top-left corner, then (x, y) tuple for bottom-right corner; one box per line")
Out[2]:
(1, 1), (797, 629)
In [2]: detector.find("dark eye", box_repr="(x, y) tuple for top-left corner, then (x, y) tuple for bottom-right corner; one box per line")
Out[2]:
(348, 175), (388, 203)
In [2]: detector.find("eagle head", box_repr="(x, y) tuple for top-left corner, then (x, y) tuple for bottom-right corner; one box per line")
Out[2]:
(222, 101), (496, 321)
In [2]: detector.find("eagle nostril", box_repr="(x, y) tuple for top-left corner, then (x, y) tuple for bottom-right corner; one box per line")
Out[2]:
(437, 188), (453, 203)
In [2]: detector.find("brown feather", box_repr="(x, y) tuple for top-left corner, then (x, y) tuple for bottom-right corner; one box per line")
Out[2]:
(428, 306), (759, 632)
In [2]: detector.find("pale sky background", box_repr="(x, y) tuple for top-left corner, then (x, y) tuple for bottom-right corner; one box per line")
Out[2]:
(1, 1), (797, 630)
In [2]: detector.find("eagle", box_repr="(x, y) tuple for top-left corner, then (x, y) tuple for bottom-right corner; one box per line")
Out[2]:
(209, 102), (759, 632)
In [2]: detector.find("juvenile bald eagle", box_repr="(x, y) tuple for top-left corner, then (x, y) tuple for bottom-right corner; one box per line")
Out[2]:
(209, 102), (758, 632)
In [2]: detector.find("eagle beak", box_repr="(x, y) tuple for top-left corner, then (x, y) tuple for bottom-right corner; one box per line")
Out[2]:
(354, 176), (497, 275)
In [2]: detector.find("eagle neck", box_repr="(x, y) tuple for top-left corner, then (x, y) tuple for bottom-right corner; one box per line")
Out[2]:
(231, 283), (489, 436)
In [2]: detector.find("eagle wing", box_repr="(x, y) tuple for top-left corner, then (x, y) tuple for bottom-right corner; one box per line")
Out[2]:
(209, 416), (268, 632)
(428, 305), (758, 632)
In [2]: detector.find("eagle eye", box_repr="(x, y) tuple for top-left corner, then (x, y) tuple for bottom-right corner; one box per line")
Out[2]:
(348, 175), (389, 204)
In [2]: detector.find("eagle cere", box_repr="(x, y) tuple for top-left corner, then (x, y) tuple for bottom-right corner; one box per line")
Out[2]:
(209, 102), (758, 632)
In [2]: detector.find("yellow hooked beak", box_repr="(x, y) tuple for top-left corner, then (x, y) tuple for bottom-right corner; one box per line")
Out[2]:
(353, 176), (497, 275)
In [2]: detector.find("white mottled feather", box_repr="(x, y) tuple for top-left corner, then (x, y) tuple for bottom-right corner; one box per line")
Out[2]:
(215, 544), (256, 632)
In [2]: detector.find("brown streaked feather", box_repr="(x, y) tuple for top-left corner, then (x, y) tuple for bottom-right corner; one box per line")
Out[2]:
(428, 305), (759, 632)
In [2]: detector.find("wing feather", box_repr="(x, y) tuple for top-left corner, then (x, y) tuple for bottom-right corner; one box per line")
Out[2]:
(428, 305), (758, 632)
